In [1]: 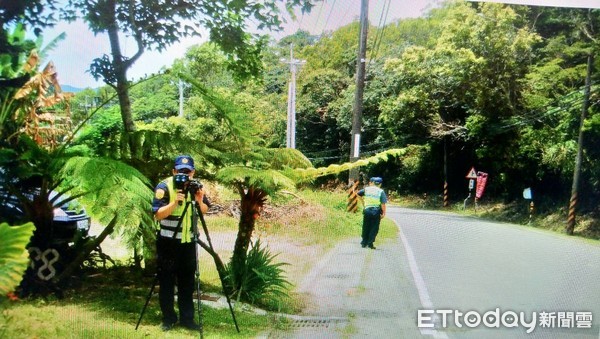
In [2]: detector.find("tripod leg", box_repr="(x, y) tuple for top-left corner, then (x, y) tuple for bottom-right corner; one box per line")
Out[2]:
(223, 286), (240, 333)
(196, 208), (240, 333)
(136, 275), (158, 330)
(195, 242), (204, 338)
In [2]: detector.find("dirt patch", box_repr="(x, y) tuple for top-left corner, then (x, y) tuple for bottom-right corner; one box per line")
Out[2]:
(88, 222), (130, 261)
(89, 222), (326, 292)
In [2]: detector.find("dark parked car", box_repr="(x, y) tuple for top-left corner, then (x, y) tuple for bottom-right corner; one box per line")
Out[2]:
(1, 186), (92, 294)
(0, 188), (91, 245)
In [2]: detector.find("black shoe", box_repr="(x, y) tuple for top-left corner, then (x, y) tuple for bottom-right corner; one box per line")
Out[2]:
(161, 322), (175, 331)
(368, 244), (376, 249)
(181, 322), (201, 331)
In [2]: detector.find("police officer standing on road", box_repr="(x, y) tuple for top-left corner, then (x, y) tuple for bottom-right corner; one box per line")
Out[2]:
(357, 177), (387, 249)
(152, 155), (209, 331)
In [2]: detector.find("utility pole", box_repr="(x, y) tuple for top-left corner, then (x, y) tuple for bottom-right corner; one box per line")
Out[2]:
(178, 79), (185, 118)
(349, 0), (369, 184)
(281, 44), (305, 149)
(567, 54), (593, 235)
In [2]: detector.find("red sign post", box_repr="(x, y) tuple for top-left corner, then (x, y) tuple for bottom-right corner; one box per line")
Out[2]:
(475, 171), (488, 199)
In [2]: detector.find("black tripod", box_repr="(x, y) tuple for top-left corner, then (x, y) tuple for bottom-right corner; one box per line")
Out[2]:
(135, 196), (239, 335)
(193, 200), (240, 334)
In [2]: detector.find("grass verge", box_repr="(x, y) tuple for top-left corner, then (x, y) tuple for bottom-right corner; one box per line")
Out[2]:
(2, 265), (276, 338)
(392, 193), (600, 240)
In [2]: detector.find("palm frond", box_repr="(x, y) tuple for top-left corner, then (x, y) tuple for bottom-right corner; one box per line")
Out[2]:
(288, 145), (428, 182)
(0, 222), (35, 295)
(38, 32), (66, 62)
(59, 157), (154, 249)
(216, 166), (295, 196)
(257, 148), (313, 170)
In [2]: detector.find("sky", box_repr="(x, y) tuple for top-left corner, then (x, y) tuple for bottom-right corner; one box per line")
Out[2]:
(42, 0), (600, 89)
(472, 0), (600, 8)
(42, 0), (440, 89)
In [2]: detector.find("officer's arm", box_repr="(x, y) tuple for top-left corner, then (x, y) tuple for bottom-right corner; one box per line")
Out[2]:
(357, 189), (365, 208)
(153, 183), (184, 220)
(380, 191), (387, 218)
(155, 201), (179, 220)
(194, 189), (209, 214)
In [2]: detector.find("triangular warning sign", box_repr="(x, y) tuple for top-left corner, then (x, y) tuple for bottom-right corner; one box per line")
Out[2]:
(466, 167), (477, 179)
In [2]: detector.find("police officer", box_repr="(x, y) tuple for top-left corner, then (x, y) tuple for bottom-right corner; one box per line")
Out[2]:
(357, 177), (387, 249)
(152, 155), (209, 331)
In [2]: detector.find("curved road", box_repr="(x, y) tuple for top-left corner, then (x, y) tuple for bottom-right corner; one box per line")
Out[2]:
(271, 206), (600, 338)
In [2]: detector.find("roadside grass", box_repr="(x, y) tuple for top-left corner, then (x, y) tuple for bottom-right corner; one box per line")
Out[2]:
(2, 265), (277, 338)
(2, 188), (396, 338)
(392, 193), (600, 241)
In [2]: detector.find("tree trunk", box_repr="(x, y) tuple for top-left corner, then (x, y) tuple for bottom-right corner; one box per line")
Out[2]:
(52, 215), (118, 286)
(105, 0), (136, 133)
(230, 185), (267, 291)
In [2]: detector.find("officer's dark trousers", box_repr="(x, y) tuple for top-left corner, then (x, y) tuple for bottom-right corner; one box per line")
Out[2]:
(361, 207), (381, 246)
(156, 236), (197, 325)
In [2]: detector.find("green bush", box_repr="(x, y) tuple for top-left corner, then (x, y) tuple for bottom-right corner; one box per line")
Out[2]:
(226, 239), (291, 307)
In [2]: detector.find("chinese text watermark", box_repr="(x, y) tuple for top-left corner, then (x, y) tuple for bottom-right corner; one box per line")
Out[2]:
(418, 309), (593, 334)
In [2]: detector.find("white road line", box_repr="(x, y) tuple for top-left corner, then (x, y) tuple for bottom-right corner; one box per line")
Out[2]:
(393, 216), (449, 339)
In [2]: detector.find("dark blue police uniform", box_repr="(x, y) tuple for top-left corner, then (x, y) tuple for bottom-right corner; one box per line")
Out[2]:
(151, 155), (210, 331)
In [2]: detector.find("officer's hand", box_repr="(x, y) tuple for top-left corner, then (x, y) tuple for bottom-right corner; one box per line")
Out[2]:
(175, 190), (185, 204)
(194, 187), (204, 202)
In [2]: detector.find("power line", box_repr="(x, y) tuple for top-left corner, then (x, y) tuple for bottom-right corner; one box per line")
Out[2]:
(304, 138), (396, 162)
(322, 0), (337, 35)
(297, 11), (305, 32)
(368, 0), (392, 70)
(313, 1), (326, 33)
(333, 0), (356, 32)
(302, 88), (593, 161)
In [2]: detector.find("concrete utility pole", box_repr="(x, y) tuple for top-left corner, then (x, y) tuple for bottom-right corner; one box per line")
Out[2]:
(567, 54), (593, 235)
(349, 0), (369, 183)
(281, 44), (305, 149)
(178, 79), (185, 118)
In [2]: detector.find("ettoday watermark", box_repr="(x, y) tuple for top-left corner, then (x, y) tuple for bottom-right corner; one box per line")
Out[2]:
(418, 309), (593, 334)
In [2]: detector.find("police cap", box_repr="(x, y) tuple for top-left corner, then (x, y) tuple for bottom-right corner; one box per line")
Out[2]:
(174, 155), (195, 171)
(370, 177), (383, 184)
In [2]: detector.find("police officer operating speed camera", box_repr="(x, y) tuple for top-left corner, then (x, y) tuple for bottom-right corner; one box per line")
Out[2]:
(151, 155), (209, 331)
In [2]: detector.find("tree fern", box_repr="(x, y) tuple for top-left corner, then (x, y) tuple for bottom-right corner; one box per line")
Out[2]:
(217, 167), (296, 197)
(59, 156), (154, 251)
(287, 145), (428, 182)
(256, 148), (312, 170)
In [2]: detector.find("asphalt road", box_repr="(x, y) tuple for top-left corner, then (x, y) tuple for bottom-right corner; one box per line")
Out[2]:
(272, 206), (600, 339)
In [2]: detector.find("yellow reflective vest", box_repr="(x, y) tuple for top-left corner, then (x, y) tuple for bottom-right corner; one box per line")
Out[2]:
(364, 186), (384, 209)
(158, 177), (193, 243)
